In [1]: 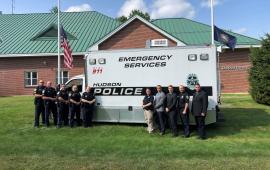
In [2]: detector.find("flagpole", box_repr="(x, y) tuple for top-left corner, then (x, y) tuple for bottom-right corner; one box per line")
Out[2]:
(211, 0), (214, 45)
(57, 0), (61, 85)
(211, 0), (221, 102)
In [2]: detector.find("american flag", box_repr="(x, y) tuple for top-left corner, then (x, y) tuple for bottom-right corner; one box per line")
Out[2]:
(60, 26), (73, 69)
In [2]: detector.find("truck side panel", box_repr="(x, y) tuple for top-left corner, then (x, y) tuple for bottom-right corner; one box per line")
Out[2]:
(87, 46), (218, 124)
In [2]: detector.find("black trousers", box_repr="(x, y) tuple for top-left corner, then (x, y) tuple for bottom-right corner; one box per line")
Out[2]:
(82, 107), (93, 127)
(157, 111), (165, 133)
(179, 108), (190, 136)
(168, 110), (178, 135)
(34, 103), (45, 126)
(69, 105), (81, 127)
(195, 116), (206, 138)
(44, 101), (57, 126)
(63, 106), (69, 126)
(57, 103), (69, 127)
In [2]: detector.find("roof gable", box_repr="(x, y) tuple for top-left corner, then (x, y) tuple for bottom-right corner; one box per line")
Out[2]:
(89, 15), (186, 51)
(31, 24), (76, 41)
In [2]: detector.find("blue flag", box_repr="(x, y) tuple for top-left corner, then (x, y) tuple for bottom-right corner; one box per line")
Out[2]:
(214, 26), (237, 50)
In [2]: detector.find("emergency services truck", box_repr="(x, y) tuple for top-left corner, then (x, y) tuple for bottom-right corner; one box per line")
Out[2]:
(65, 46), (220, 124)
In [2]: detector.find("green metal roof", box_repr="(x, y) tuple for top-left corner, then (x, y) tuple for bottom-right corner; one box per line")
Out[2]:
(0, 12), (261, 56)
(151, 18), (261, 46)
(0, 11), (120, 55)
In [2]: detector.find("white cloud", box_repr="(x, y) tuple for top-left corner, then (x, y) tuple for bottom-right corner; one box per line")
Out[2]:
(117, 0), (148, 17)
(65, 4), (92, 12)
(234, 27), (247, 34)
(201, 0), (224, 8)
(117, 0), (195, 19)
(150, 0), (195, 19)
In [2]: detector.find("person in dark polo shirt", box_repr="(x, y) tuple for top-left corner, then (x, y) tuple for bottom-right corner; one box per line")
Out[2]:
(165, 85), (178, 137)
(142, 88), (154, 134)
(178, 85), (190, 137)
(56, 84), (69, 128)
(42, 81), (57, 127)
(81, 86), (96, 128)
(191, 83), (208, 140)
(33, 80), (45, 127)
(69, 85), (81, 127)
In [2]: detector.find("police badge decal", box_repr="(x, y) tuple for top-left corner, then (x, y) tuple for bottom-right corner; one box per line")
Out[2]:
(186, 73), (199, 90)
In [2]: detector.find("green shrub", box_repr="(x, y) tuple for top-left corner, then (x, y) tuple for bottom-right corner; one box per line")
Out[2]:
(249, 34), (270, 105)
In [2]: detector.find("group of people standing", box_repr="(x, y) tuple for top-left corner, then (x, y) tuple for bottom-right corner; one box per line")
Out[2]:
(142, 83), (208, 139)
(33, 80), (208, 139)
(33, 80), (96, 128)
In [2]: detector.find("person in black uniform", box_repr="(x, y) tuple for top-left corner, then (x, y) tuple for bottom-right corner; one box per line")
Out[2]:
(177, 85), (190, 137)
(69, 85), (81, 127)
(81, 86), (96, 128)
(56, 84), (69, 128)
(165, 85), (178, 137)
(42, 81), (57, 127)
(33, 80), (45, 127)
(191, 83), (208, 140)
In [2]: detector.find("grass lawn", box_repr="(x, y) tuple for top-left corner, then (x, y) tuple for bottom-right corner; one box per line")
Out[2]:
(0, 94), (269, 170)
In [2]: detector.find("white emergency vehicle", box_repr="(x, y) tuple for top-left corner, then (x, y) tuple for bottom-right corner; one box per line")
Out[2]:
(65, 46), (220, 124)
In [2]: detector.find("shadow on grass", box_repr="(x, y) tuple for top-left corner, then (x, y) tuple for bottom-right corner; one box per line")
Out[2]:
(206, 108), (270, 138)
(90, 107), (270, 138)
(31, 107), (269, 139)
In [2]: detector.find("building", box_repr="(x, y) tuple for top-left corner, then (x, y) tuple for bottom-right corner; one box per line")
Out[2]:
(0, 11), (261, 96)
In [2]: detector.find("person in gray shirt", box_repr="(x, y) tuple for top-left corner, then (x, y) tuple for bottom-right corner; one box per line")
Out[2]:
(154, 85), (166, 135)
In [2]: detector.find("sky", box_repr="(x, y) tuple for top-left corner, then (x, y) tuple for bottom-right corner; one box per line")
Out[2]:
(0, 0), (269, 39)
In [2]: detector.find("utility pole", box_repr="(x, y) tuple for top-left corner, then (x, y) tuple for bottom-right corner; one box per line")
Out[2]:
(12, 0), (15, 14)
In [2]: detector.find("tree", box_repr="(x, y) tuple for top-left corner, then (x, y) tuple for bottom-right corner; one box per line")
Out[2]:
(116, 9), (150, 24)
(128, 9), (150, 21)
(249, 33), (270, 105)
(50, 6), (59, 14)
(116, 16), (128, 23)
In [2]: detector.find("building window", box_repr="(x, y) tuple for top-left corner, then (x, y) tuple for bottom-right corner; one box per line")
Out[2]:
(24, 71), (38, 86)
(62, 71), (69, 84)
(56, 71), (69, 84)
